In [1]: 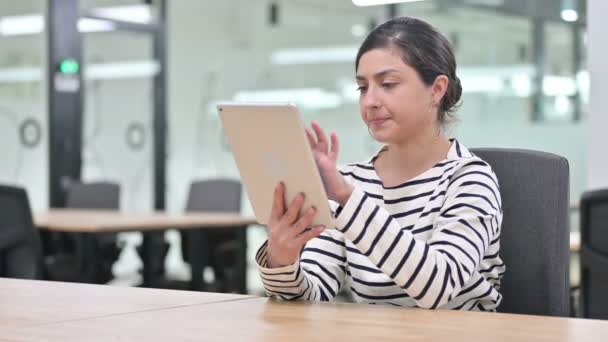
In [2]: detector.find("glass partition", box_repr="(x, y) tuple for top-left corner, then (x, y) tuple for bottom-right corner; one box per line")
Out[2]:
(0, 0), (48, 210)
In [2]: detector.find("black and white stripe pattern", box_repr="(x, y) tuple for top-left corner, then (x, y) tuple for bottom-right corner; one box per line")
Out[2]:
(256, 140), (505, 310)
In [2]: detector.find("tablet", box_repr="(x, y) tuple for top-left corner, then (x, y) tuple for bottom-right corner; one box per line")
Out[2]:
(217, 102), (334, 228)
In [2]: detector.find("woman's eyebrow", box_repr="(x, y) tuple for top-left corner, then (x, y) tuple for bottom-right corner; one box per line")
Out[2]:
(356, 68), (401, 81)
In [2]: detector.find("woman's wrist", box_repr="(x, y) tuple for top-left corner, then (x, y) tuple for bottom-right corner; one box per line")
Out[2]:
(265, 245), (292, 269)
(335, 183), (354, 206)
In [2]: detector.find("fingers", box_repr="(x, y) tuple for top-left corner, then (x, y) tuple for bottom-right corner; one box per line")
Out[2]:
(295, 225), (326, 246)
(329, 132), (339, 161)
(311, 121), (329, 154)
(270, 182), (285, 221)
(288, 206), (316, 239)
(270, 189), (324, 253)
(310, 122), (339, 162)
(281, 192), (305, 226)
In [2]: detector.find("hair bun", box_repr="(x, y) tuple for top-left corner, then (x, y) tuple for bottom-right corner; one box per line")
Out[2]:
(442, 75), (462, 112)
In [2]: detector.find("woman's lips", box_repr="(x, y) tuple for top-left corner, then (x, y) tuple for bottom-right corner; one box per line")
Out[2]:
(370, 118), (388, 127)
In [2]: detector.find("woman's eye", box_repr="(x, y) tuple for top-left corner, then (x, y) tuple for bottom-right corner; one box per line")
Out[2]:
(357, 86), (368, 93)
(382, 83), (396, 89)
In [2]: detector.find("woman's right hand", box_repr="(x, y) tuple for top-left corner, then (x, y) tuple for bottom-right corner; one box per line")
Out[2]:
(266, 182), (326, 268)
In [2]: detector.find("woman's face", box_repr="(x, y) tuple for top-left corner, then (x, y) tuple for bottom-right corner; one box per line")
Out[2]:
(356, 48), (443, 145)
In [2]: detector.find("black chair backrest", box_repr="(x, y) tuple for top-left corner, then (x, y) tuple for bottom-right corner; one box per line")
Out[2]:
(186, 179), (241, 213)
(181, 179), (242, 263)
(579, 189), (608, 319)
(63, 181), (121, 283)
(66, 182), (120, 209)
(471, 148), (570, 316)
(0, 184), (43, 279)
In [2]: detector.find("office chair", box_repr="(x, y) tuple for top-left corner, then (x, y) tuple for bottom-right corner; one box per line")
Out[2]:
(579, 189), (608, 319)
(471, 148), (570, 316)
(181, 179), (247, 293)
(0, 184), (44, 279)
(46, 182), (122, 283)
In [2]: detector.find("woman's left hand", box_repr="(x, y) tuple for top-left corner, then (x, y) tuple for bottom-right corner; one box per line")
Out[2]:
(306, 121), (354, 206)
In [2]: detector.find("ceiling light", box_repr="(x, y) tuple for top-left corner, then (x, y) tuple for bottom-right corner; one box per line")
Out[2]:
(89, 4), (153, 24)
(0, 67), (41, 83)
(0, 5), (152, 36)
(0, 15), (43, 36)
(561, 9), (578, 22)
(0, 15), (116, 36)
(0, 61), (160, 83)
(462, 0), (504, 6)
(271, 46), (358, 65)
(352, 0), (425, 6)
(85, 60), (160, 80)
(78, 18), (116, 33)
(543, 76), (577, 96)
(560, 0), (578, 22)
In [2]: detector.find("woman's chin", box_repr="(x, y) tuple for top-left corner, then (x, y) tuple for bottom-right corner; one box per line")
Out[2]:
(370, 131), (393, 144)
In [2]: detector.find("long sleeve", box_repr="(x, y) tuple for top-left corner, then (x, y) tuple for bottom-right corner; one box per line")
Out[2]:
(334, 161), (502, 309)
(255, 203), (347, 301)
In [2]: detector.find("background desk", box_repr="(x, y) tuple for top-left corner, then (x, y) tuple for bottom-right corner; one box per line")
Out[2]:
(35, 209), (257, 233)
(2, 278), (608, 341)
(34, 209), (257, 289)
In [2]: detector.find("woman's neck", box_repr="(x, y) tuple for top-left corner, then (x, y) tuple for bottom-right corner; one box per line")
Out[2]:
(375, 129), (452, 186)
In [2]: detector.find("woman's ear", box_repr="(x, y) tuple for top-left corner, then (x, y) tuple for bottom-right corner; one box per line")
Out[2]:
(431, 75), (449, 107)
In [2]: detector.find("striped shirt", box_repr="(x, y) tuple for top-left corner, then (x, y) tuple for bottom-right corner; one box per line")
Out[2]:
(255, 140), (505, 310)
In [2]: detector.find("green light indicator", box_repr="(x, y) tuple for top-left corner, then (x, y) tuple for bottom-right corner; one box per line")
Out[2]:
(59, 59), (80, 74)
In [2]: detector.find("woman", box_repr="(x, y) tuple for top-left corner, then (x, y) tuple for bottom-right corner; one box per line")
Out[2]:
(255, 16), (504, 311)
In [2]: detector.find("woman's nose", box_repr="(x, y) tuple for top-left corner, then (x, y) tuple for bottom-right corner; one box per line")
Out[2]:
(362, 87), (380, 108)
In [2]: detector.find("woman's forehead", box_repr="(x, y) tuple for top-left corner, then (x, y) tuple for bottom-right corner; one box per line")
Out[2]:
(356, 49), (412, 78)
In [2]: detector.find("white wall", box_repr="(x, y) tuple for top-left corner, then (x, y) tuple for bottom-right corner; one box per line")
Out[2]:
(587, 0), (608, 189)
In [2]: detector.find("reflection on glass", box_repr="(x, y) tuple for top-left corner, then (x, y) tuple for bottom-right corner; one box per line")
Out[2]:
(80, 32), (156, 212)
(0, 1), (47, 210)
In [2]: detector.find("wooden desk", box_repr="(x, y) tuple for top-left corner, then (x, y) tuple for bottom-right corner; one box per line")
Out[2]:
(34, 209), (258, 290)
(2, 280), (608, 341)
(0, 278), (251, 331)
